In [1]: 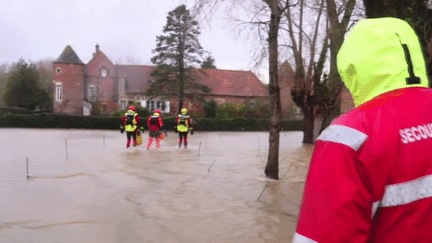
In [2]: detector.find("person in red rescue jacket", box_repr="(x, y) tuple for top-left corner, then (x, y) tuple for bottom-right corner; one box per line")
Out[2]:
(146, 110), (164, 149)
(293, 18), (432, 243)
(120, 106), (143, 149)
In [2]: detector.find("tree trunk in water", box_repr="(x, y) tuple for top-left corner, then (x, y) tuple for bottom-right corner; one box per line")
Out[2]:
(302, 109), (314, 144)
(313, 116), (324, 141)
(264, 7), (282, 180)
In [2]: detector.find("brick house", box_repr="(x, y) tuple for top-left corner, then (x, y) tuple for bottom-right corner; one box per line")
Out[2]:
(53, 44), (269, 116)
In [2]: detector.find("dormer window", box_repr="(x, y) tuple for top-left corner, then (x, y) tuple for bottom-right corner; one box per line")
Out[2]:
(101, 69), (108, 77)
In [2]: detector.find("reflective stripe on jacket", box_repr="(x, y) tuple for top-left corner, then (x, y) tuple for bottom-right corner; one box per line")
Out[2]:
(294, 87), (432, 243)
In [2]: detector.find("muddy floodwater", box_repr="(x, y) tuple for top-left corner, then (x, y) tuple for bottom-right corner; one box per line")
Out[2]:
(0, 128), (314, 243)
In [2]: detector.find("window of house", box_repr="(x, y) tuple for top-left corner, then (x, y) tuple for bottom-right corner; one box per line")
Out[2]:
(120, 100), (126, 110)
(56, 68), (61, 74)
(101, 69), (108, 77)
(164, 101), (170, 113)
(88, 85), (96, 102)
(149, 101), (155, 111)
(55, 82), (62, 101)
(147, 100), (168, 112)
(119, 78), (126, 96)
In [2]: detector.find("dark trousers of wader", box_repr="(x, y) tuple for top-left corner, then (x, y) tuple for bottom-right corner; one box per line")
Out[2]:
(147, 131), (162, 148)
(126, 131), (137, 148)
(178, 132), (188, 148)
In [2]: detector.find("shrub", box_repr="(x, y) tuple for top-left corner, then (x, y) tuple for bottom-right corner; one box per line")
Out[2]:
(111, 110), (124, 117)
(204, 100), (217, 118)
(216, 103), (246, 119)
(0, 106), (34, 116)
(244, 99), (271, 118)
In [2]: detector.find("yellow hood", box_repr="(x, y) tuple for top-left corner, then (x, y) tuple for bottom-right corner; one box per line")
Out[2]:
(337, 18), (429, 107)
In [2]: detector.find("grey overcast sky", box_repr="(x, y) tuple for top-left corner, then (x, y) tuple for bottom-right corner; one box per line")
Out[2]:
(0, 0), (269, 83)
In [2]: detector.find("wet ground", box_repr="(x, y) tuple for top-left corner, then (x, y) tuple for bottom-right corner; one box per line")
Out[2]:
(0, 128), (314, 243)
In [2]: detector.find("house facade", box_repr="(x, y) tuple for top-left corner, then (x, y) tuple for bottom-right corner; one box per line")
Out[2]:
(53, 44), (269, 116)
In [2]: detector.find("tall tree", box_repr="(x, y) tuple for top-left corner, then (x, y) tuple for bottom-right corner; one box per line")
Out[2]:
(262, 0), (284, 180)
(324, 0), (357, 123)
(282, 0), (330, 144)
(193, 0), (287, 179)
(150, 4), (210, 114)
(3, 59), (50, 110)
(289, 0), (358, 142)
(193, 0), (361, 178)
(201, 55), (217, 69)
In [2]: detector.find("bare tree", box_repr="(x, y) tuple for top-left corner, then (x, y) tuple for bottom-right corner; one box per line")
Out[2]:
(192, 0), (360, 178)
(262, 0), (284, 179)
(35, 60), (54, 112)
(280, 0), (329, 144)
(193, 0), (286, 179)
(319, 0), (357, 130)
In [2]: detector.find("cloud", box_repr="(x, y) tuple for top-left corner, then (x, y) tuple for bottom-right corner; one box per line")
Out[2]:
(0, 0), (268, 83)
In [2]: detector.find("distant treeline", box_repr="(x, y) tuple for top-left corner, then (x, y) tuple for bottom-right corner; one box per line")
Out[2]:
(0, 111), (303, 131)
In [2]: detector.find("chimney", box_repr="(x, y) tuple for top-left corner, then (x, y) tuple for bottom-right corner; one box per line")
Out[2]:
(93, 43), (100, 58)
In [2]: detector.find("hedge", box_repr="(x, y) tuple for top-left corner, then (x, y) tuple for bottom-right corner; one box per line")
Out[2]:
(0, 107), (34, 116)
(0, 113), (303, 131)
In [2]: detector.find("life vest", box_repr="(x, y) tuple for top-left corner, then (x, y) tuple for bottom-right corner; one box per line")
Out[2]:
(150, 115), (160, 126)
(177, 114), (189, 132)
(124, 110), (137, 132)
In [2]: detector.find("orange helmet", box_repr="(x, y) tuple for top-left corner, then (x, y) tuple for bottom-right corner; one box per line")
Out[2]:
(128, 106), (136, 111)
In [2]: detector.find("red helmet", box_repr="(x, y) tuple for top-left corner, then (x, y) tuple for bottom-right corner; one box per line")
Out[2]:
(128, 106), (136, 111)
(154, 110), (161, 114)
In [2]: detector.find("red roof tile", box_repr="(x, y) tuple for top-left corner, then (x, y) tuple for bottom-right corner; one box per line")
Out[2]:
(191, 69), (268, 97)
(116, 65), (155, 94)
(114, 66), (268, 97)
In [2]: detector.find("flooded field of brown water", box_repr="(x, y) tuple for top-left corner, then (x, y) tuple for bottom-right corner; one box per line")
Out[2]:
(0, 128), (313, 243)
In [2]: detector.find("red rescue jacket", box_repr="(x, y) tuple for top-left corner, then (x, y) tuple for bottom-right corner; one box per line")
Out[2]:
(147, 114), (163, 131)
(294, 88), (432, 243)
(294, 17), (432, 243)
